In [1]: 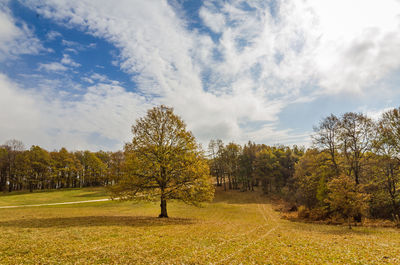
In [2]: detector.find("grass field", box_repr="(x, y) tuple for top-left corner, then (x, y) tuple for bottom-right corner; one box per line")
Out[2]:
(0, 188), (109, 206)
(1, 188), (400, 264)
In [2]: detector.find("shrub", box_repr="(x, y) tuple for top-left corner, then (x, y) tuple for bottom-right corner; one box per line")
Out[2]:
(298, 205), (309, 219)
(309, 207), (329, 221)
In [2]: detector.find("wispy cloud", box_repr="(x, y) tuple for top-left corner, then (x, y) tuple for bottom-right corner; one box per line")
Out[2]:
(2, 0), (400, 150)
(0, 1), (44, 60)
(22, 0), (296, 145)
(38, 53), (80, 72)
(38, 62), (68, 72)
(46, 30), (61, 40)
(61, 39), (97, 51)
(0, 73), (150, 150)
(60, 54), (80, 67)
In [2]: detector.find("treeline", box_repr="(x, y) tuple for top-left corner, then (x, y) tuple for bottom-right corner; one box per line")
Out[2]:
(209, 108), (400, 224)
(293, 109), (400, 222)
(0, 140), (124, 192)
(208, 140), (303, 193)
(2, 107), (400, 224)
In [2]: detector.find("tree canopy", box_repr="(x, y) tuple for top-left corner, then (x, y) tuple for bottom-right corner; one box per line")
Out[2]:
(110, 105), (214, 218)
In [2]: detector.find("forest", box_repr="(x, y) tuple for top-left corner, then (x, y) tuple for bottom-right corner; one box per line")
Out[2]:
(0, 141), (124, 192)
(208, 108), (400, 224)
(1, 107), (400, 224)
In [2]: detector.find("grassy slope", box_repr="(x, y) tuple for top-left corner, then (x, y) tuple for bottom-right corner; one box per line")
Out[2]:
(0, 188), (399, 264)
(0, 188), (108, 206)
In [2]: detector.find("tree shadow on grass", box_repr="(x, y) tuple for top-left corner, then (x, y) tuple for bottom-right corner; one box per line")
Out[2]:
(0, 216), (196, 229)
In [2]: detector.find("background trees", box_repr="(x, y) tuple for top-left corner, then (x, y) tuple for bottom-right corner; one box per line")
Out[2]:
(299, 109), (400, 222)
(208, 141), (300, 194)
(0, 147), (8, 192)
(27, 145), (50, 192)
(2, 106), (400, 224)
(312, 114), (340, 176)
(2, 139), (24, 192)
(205, 108), (400, 224)
(293, 149), (333, 210)
(0, 142), (111, 192)
(339, 112), (375, 185)
(239, 141), (257, 191)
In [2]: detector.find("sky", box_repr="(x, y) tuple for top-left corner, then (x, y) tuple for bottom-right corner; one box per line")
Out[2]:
(1, 0), (400, 151)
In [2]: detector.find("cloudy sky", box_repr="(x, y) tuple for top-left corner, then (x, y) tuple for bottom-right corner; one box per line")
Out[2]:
(1, 0), (400, 151)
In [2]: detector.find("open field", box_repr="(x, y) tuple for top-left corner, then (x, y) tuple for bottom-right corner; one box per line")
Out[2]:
(0, 188), (109, 207)
(1, 188), (400, 264)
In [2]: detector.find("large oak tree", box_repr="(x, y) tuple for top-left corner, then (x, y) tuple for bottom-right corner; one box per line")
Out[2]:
(110, 105), (214, 217)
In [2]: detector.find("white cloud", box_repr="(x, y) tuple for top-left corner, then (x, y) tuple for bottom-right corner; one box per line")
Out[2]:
(64, 47), (78, 54)
(60, 54), (80, 67)
(38, 62), (68, 72)
(199, 4), (226, 33)
(243, 124), (312, 147)
(46, 83), (150, 150)
(61, 39), (97, 50)
(359, 106), (395, 121)
(38, 54), (80, 72)
(308, 0), (400, 94)
(0, 74), (44, 142)
(61, 39), (79, 47)
(82, 77), (94, 84)
(90, 73), (107, 82)
(7, 0), (400, 150)
(0, 2), (43, 60)
(0, 73), (150, 150)
(22, 0), (297, 146)
(198, 0), (400, 97)
(46, 30), (61, 40)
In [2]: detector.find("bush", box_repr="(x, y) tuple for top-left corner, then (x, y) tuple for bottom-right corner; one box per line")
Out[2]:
(326, 175), (370, 228)
(309, 207), (329, 221)
(298, 205), (309, 219)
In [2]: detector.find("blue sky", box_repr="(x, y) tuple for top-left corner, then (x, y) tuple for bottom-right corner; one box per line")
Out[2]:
(1, 0), (400, 151)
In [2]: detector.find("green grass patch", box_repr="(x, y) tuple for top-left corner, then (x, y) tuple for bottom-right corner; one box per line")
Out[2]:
(0, 187), (399, 264)
(0, 187), (108, 206)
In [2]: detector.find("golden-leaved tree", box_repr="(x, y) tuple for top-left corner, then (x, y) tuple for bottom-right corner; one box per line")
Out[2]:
(326, 175), (370, 228)
(110, 105), (214, 217)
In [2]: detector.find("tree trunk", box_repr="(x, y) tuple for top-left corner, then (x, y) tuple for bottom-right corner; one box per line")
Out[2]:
(223, 176), (226, 191)
(0, 180), (4, 192)
(159, 199), (168, 218)
(354, 214), (362, 223)
(262, 179), (268, 194)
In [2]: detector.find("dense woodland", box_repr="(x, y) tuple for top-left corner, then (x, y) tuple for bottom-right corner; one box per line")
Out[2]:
(295, 109), (400, 223)
(1, 107), (400, 224)
(208, 140), (303, 193)
(208, 108), (400, 224)
(0, 141), (124, 192)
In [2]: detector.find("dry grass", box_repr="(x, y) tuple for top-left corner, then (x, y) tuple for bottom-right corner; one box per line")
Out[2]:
(0, 188), (108, 206)
(0, 187), (399, 264)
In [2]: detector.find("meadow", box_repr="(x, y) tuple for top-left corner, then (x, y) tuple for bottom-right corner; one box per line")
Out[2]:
(0, 188), (399, 264)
